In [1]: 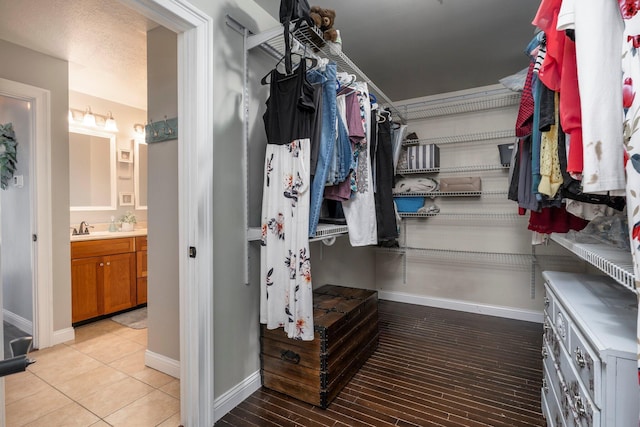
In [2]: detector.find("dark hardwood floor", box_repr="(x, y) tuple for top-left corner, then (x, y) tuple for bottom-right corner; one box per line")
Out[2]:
(216, 300), (545, 426)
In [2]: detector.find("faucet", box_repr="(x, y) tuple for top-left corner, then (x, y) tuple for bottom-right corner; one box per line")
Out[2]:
(78, 221), (93, 235)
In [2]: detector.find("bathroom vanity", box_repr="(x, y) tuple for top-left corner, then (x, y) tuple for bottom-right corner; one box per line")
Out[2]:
(70, 230), (147, 324)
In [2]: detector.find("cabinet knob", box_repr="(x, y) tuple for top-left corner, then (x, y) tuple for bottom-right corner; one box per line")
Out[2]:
(541, 347), (548, 359)
(99, 262), (104, 267)
(544, 296), (550, 308)
(542, 378), (548, 394)
(106, 262), (111, 266)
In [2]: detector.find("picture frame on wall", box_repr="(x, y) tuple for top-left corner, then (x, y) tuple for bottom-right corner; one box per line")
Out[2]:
(118, 148), (133, 163)
(119, 192), (134, 206)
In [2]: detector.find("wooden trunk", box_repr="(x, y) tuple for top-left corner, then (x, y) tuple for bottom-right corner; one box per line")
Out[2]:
(260, 285), (379, 408)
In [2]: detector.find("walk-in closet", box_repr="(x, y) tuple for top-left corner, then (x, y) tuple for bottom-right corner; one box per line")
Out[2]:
(1, 0), (638, 425)
(218, 0), (640, 425)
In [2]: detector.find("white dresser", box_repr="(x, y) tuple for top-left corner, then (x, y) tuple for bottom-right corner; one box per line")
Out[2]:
(542, 271), (638, 426)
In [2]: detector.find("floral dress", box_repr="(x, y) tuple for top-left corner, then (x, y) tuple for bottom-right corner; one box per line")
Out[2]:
(259, 60), (315, 341)
(620, 0), (640, 395)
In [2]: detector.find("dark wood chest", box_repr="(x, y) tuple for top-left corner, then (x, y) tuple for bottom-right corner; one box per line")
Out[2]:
(260, 285), (379, 408)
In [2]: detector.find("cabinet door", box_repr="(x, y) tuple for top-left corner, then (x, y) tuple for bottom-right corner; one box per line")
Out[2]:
(103, 253), (136, 315)
(136, 250), (147, 278)
(137, 277), (148, 305)
(71, 257), (103, 323)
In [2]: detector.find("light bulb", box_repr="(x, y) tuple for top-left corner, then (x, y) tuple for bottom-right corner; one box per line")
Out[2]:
(83, 107), (96, 127)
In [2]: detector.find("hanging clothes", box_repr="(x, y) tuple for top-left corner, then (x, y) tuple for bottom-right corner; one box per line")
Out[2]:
(342, 81), (378, 246)
(307, 62), (337, 237)
(373, 110), (399, 246)
(562, 0), (625, 193)
(260, 60), (316, 341)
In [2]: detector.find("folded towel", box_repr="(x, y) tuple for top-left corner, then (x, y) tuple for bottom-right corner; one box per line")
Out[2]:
(392, 177), (439, 194)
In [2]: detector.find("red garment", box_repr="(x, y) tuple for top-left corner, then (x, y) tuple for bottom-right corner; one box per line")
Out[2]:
(533, 0), (565, 91)
(560, 37), (584, 174)
(516, 61), (536, 138)
(528, 205), (589, 234)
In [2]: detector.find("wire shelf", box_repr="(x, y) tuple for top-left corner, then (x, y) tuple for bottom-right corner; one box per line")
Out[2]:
(398, 212), (523, 220)
(401, 130), (515, 147)
(399, 88), (521, 120)
(379, 247), (532, 265)
(242, 20), (406, 122)
(550, 233), (636, 292)
(397, 164), (510, 174)
(394, 190), (508, 198)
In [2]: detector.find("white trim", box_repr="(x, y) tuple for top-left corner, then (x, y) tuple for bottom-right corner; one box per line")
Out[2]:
(119, 1), (215, 425)
(51, 327), (75, 346)
(69, 125), (118, 211)
(213, 371), (261, 422)
(378, 290), (544, 323)
(2, 310), (33, 335)
(145, 349), (180, 378)
(0, 79), (54, 350)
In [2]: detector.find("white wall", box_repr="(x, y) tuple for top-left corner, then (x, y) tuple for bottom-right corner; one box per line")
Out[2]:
(0, 95), (33, 325)
(0, 38), (71, 332)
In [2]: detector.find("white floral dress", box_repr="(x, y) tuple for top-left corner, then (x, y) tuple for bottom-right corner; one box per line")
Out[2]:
(259, 58), (316, 341)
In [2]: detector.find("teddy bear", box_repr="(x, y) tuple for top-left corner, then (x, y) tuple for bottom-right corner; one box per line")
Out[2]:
(310, 6), (339, 43)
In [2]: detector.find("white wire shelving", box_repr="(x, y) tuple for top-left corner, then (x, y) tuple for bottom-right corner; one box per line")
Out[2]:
(550, 233), (637, 292)
(401, 129), (515, 147)
(398, 88), (521, 120)
(396, 164), (510, 175)
(393, 190), (508, 198)
(398, 212), (523, 220)
(231, 17), (406, 123)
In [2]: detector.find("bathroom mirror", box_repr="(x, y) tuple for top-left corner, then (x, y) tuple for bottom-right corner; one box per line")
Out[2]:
(134, 138), (148, 210)
(69, 126), (117, 211)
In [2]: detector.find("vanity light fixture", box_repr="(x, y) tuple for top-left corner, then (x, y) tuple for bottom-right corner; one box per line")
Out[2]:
(82, 106), (96, 127)
(104, 111), (119, 132)
(133, 123), (146, 137)
(69, 107), (120, 133)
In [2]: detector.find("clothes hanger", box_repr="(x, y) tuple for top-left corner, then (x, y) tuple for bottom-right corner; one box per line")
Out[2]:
(260, 54), (318, 85)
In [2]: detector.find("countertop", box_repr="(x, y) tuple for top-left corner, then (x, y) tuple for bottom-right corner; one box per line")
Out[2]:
(70, 228), (147, 242)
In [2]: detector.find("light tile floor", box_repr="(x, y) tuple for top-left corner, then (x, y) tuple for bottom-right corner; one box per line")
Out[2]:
(5, 319), (181, 426)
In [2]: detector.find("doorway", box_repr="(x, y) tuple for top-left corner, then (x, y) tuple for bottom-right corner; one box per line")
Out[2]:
(0, 94), (35, 357)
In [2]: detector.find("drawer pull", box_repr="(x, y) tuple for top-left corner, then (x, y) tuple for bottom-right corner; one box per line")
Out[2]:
(280, 349), (300, 365)
(541, 347), (548, 359)
(575, 347), (586, 368)
(575, 395), (586, 417)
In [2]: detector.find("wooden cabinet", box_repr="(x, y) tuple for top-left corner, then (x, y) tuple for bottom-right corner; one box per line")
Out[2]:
(71, 237), (138, 324)
(135, 236), (147, 305)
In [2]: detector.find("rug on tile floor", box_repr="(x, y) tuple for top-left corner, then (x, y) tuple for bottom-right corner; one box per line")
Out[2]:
(111, 307), (147, 329)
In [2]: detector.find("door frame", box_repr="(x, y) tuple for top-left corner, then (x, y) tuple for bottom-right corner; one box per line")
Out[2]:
(119, 0), (215, 424)
(0, 79), (53, 351)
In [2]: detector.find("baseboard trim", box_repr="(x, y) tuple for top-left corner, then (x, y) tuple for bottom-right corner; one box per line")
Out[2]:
(52, 327), (75, 346)
(3, 309), (33, 335)
(145, 349), (180, 379)
(378, 290), (543, 323)
(214, 370), (261, 422)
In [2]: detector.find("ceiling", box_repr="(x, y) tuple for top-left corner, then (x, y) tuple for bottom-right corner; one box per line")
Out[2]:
(0, 0), (540, 109)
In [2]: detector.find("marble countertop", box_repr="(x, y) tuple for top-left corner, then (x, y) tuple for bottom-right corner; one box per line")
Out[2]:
(70, 228), (147, 242)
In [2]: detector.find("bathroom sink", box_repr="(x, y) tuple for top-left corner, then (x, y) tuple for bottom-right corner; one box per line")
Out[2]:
(70, 228), (147, 241)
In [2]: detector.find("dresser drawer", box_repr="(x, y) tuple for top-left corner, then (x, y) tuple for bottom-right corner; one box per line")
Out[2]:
(545, 285), (572, 354)
(568, 322), (600, 407)
(556, 337), (600, 427)
(542, 360), (565, 427)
